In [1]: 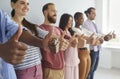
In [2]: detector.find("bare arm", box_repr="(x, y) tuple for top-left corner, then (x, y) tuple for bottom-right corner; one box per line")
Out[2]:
(19, 30), (43, 48)
(0, 25), (27, 65)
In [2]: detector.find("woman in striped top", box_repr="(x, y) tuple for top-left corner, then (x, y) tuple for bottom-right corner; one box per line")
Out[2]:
(11, 0), (48, 79)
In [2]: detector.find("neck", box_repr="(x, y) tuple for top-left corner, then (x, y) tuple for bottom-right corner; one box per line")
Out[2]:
(65, 27), (68, 31)
(12, 14), (24, 25)
(75, 24), (80, 28)
(88, 17), (93, 21)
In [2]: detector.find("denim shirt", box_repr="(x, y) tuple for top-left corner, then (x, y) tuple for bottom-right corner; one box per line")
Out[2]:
(0, 10), (18, 79)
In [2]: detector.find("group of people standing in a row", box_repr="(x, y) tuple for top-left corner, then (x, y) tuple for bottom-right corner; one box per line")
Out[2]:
(0, 0), (116, 79)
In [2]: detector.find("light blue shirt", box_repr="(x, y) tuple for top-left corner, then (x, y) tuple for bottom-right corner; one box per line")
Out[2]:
(0, 10), (18, 79)
(83, 19), (101, 51)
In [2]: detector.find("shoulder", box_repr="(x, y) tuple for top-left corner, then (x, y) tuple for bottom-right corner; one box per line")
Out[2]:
(72, 27), (79, 31)
(55, 27), (63, 33)
(39, 24), (47, 30)
(0, 10), (7, 20)
(84, 20), (90, 25)
(0, 10), (4, 15)
(72, 27), (81, 33)
(55, 27), (61, 31)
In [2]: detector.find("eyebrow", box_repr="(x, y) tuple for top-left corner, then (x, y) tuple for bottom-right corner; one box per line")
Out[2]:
(19, 0), (29, 4)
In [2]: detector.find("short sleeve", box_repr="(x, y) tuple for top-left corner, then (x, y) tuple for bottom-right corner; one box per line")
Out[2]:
(72, 27), (82, 35)
(4, 11), (18, 40)
(36, 27), (48, 38)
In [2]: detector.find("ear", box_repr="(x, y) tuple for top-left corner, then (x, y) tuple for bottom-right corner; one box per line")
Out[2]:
(87, 13), (90, 17)
(44, 10), (47, 15)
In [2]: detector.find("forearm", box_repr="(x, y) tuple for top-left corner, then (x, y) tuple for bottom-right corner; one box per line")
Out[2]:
(0, 43), (3, 57)
(20, 30), (43, 48)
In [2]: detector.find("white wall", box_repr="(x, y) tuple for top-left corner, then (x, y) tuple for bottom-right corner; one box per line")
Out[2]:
(95, 0), (103, 33)
(0, 0), (95, 25)
(95, 0), (120, 69)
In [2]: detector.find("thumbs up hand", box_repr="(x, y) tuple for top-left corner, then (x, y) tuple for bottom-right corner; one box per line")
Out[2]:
(43, 27), (69, 53)
(11, 24), (23, 42)
(104, 32), (113, 41)
(112, 31), (116, 38)
(42, 31), (52, 52)
(59, 31), (69, 51)
(92, 37), (100, 46)
(86, 33), (95, 44)
(0, 25), (27, 65)
(77, 34), (86, 48)
(69, 33), (78, 48)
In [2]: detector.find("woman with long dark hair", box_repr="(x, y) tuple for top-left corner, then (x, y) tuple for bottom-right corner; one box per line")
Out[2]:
(59, 13), (80, 79)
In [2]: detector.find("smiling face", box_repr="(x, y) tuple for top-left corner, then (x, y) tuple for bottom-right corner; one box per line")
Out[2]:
(11, 0), (29, 16)
(66, 16), (73, 29)
(88, 9), (96, 20)
(45, 4), (57, 23)
(76, 14), (84, 26)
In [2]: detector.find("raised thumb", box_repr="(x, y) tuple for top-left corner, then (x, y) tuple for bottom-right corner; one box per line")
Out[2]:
(89, 33), (94, 38)
(61, 31), (66, 39)
(11, 24), (22, 42)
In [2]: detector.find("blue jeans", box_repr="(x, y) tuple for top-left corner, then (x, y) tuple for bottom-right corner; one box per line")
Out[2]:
(87, 50), (99, 79)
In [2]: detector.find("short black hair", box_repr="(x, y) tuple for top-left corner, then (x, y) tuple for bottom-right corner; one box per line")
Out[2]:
(74, 12), (83, 21)
(11, 0), (18, 3)
(42, 3), (54, 14)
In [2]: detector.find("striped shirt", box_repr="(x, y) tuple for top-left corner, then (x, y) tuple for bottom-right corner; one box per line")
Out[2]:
(14, 27), (48, 70)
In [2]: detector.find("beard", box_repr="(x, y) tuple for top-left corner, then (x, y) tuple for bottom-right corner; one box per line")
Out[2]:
(47, 14), (56, 23)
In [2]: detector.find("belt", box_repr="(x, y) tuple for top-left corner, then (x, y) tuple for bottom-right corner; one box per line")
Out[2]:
(79, 47), (87, 50)
(90, 50), (99, 52)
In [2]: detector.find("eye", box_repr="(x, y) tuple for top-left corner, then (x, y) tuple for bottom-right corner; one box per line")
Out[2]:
(27, 3), (29, 5)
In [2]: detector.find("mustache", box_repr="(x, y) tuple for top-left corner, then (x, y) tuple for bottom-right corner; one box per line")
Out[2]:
(53, 14), (57, 17)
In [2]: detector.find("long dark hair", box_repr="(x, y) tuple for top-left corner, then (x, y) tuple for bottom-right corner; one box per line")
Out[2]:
(59, 13), (75, 36)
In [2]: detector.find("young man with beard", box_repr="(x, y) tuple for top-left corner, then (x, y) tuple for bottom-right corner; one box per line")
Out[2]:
(84, 7), (116, 79)
(39, 3), (69, 79)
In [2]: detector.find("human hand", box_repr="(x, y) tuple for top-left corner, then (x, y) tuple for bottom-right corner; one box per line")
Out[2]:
(70, 33), (78, 48)
(104, 32), (113, 41)
(0, 25), (27, 65)
(78, 34), (86, 48)
(98, 36), (104, 44)
(86, 33), (95, 44)
(59, 31), (69, 51)
(112, 31), (116, 38)
(92, 37), (101, 46)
